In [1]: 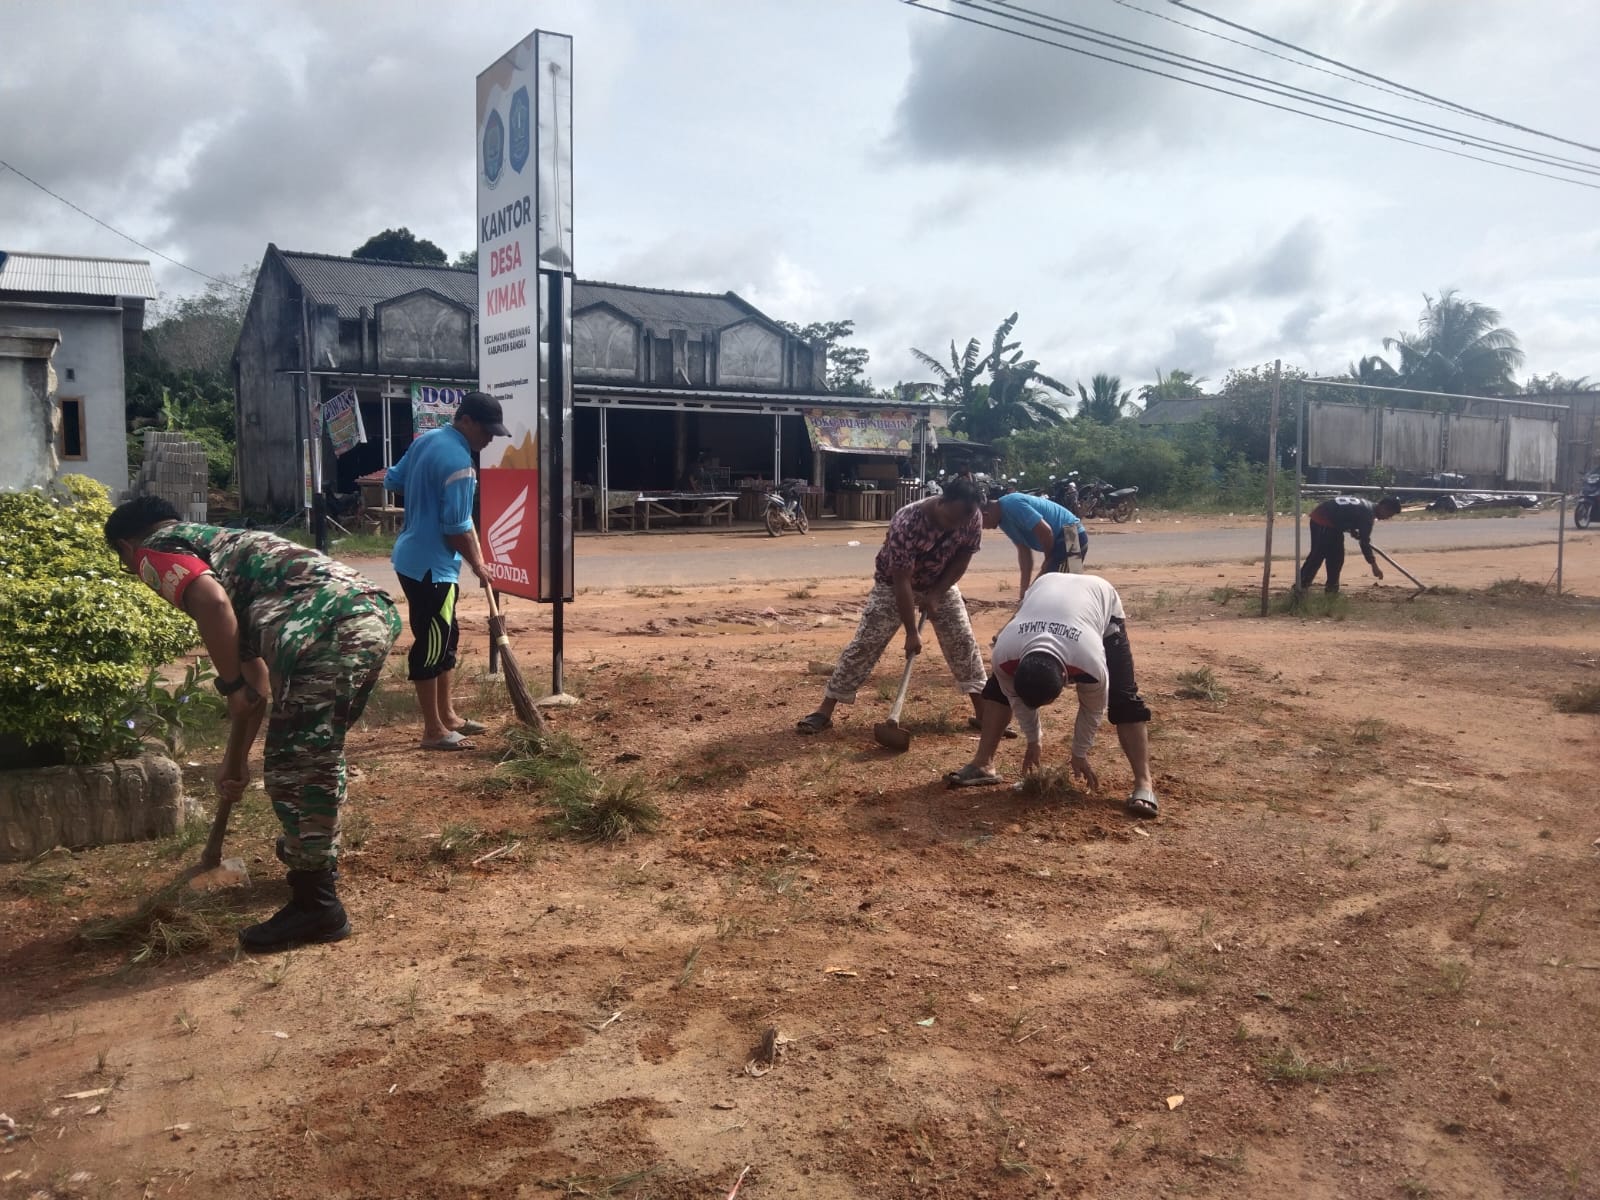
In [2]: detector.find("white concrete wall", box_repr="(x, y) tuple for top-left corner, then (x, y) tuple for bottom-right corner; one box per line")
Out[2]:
(0, 328), (62, 491)
(0, 302), (130, 495)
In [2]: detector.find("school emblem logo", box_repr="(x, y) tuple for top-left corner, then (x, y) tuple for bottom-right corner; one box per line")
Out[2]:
(482, 108), (505, 187)
(509, 86), (530, 174)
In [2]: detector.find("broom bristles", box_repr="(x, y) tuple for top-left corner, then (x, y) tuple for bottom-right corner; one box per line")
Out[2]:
(489, 613), (545, 729)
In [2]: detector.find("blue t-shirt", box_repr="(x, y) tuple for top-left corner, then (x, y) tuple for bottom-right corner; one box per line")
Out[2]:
(997, 492), (1081, 552)
(385, 426), (477, 584)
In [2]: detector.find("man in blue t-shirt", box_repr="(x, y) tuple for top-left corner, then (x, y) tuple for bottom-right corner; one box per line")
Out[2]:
(982, 492), (1088, 596)
(384, 392), (508, 750)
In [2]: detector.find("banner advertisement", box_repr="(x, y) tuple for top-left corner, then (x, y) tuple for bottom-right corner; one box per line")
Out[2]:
(409, 383), (466, 433)
(321, 388), (366, 456)
(803, 409), (929, 456)
(476, 29), (573, 601)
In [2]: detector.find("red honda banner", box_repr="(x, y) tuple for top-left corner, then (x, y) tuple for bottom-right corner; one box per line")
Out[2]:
(478, 466), (540, 596)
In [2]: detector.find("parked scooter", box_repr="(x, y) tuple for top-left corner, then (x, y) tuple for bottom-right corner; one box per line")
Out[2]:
(1072, 477), (1140, 523)
(763, 482), (810, 536)
(1575, 468), (1600, 529)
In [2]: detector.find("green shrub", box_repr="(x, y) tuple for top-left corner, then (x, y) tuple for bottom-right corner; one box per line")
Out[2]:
(0, 476), (198, 762)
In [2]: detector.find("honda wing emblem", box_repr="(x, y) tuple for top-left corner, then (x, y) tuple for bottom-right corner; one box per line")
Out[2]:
(487, 485), (529, 561)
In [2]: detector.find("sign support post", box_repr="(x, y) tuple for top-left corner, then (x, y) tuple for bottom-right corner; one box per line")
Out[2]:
(1260, 359), (1280, 615)
(475, 30), (576, 706)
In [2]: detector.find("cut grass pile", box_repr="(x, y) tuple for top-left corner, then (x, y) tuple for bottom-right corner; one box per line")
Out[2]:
(1175, 666), (1228, 702)
(77, 880), (244, 963)
(493, 727), (662, 843)
(1552, 682), (1600, 714)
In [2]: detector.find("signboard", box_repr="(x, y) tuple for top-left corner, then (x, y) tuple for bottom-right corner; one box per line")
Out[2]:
(301, 439), (313, 509)
(409, 383), (466, 433)
(476, 30), (574, 601)
(321, 388), (366, 456)
(803, 409), (929, 456)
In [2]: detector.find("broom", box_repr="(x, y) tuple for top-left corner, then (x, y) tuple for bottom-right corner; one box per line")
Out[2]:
(482, 583), (546, 730)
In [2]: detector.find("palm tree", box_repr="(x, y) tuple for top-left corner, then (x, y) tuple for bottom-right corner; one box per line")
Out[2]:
(911, 313), (1067, 442)
(1076, 373), (1134, 424)
(1138, 368), (1206, 405)
(1381, 289), (1524, 396)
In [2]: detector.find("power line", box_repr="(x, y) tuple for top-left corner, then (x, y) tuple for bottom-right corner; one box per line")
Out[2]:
(1107, 0), (1499, 124)
(976, 0), (1600, 178)
(901, 1), (1600, 192)
(1168, 0), (1600, 156)
(0, 158), (247, 292)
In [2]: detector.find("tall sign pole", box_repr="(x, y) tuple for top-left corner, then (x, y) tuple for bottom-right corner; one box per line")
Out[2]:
(1259, 359), (1280, 615)
(476, 31), (575, 701)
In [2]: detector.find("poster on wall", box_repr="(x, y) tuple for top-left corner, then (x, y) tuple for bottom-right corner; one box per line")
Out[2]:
(476, 29), (573, 602)
(321, 388), (367, 456)
(410, 383), (467, 433)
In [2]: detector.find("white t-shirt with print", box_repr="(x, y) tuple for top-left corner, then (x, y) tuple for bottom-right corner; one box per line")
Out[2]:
(991, 573), (1126, 755)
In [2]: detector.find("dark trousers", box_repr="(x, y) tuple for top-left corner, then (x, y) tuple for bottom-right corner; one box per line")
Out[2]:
(1299, 522), (1345, 593)
(1041, 525), (1089, 574)
(398, 571), (460, 681)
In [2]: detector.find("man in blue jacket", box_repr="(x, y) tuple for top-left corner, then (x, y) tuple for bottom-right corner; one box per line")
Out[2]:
(384, 392), (507, 750)
(982, 491), (1088, 597)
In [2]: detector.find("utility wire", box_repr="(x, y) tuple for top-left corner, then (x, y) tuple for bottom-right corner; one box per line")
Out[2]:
(1107, 0), (1504, 124)
(1168, 0), (1600, 156)
(900, 1), (1600, 192)
(975, 0), (1600, 177)
(0, 158), (247, 292)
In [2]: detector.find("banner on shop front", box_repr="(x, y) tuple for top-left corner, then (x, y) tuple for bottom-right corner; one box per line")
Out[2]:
(321, 388), (366, 456)
(803, 409), (931, 456)
(410, 383), (467, 433)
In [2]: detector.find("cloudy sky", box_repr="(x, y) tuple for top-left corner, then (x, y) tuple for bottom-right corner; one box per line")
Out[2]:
(4, 0), (1597, 396)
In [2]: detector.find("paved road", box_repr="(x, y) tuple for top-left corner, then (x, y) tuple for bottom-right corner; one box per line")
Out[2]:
(347, 510), (1572, 591)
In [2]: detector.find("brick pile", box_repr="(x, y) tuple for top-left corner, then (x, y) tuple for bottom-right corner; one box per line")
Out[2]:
(131, 430), (208, 522)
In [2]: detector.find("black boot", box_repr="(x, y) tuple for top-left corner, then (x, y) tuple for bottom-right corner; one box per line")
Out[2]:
(239, 867), (351, 953)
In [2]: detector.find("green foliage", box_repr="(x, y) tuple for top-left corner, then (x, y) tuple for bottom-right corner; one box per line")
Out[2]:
(777, 318), (874, 395)
(1138, 368), (1206, 405)
(126, 271), (251, 491)
(352, 227), (448, 265)
(1368, 289), (1524, 396)
(913, 313), (1067, 442)
(0, 477), (198, 761)
(60, 661), (223, 765)
(1075, 373), (1134, 424)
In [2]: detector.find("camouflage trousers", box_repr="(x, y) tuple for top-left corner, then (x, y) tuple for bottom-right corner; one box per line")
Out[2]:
(264, 597), (401, 871)
(824, 581), (986, 704)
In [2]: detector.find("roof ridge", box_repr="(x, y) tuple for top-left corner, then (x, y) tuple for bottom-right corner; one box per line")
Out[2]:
(1, 251), (152, 266)
(579, 278), (750, 302)
(279, 248), (473, 274)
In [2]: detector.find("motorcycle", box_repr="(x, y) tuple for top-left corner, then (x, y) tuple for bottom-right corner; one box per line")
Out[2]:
(1073, 478), (1140, 523)
(763, 482), (810, 536)
(1575, 469), (1600, 529)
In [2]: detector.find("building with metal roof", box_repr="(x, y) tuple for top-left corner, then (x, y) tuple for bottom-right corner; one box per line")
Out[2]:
(0, 251), (157, 494)
(236, 245), (937, 519)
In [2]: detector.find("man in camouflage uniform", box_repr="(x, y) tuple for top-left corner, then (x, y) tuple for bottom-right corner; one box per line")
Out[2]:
(105, 495), (400, 953)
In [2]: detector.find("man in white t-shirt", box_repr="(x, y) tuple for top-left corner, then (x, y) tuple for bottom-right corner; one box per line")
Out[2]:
(944, 573), (1159, 818)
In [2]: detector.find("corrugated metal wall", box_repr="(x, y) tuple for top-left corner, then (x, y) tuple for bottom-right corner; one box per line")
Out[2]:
(1505, 416), (1559, 486)
(1380, 409), (1442, 473)
(1445, 415), (1503, 475)
(1308, 402), (1377, 468)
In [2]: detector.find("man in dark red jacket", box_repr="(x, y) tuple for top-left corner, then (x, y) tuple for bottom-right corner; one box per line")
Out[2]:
(1299, 495), (1401, 593)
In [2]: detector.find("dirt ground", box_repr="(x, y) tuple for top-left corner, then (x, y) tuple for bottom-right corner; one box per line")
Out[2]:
(4, 528), (1600, 1200)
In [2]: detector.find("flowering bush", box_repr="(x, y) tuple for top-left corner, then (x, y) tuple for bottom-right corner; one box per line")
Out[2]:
(0, 476), (199, 765)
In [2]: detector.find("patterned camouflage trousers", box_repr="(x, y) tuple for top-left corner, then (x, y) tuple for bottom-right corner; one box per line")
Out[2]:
(264, 598), (401, 871)
(824, 581), (987, 704)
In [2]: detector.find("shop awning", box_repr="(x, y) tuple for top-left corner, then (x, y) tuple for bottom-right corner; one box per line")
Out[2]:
(803, 408), (936, 455)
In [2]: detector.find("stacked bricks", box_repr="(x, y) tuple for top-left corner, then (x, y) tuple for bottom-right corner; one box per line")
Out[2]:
(131, 430), (209, 523)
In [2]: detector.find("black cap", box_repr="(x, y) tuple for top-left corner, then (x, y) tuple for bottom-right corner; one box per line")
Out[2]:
(457, 391), (510, 437)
